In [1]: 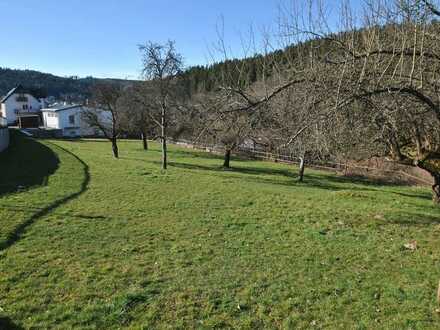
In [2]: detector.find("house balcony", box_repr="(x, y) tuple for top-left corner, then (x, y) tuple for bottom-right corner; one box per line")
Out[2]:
(14, 108), (41, 115)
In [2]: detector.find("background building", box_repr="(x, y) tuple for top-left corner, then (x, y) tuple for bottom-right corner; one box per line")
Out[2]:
(42, 104), (105, 137)
(0, 85), (46, 127)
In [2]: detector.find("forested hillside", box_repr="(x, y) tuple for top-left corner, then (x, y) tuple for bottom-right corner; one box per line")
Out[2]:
(0, 39), (305, 99)
(182, 45), (302, 94)
(0, 68), (134, 100)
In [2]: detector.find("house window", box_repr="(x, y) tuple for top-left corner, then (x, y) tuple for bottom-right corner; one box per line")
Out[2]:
(16, 95), (28, 102)
(69, 115), (75, 124)
(22, 104), (28, 110)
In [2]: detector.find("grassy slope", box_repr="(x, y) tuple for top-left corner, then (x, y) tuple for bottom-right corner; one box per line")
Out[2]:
(0, 134), (439, 329)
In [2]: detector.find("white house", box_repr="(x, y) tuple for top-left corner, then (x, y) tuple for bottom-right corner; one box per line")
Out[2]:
(0, 85), (46, 126)
(42, 104), (106, 137)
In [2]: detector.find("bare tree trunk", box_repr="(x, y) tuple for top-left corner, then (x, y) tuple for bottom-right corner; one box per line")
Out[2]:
(418, 163), (440, 205)
(161, 134), (167, 170)
(298, 156), (305, 182)
(433, 174), (440, 205)
(141, 131), (148, 150)
(223, 149), (231, 168)
(160, 105), (167, 170)
(111, 137), (119, 158)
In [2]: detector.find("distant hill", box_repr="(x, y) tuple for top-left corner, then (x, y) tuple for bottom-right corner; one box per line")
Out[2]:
(0, 39), (309, 102)
(0, 68), (135, 101)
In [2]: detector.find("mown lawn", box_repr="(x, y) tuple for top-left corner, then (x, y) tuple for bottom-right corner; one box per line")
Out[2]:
(1, 131), (440, 329)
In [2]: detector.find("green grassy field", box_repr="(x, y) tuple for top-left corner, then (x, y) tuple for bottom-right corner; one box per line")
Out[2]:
(0, 131), (440, 329)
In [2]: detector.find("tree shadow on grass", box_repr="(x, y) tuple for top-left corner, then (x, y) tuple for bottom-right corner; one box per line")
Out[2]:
(388, 190), (433, 201)
(377, 210), (440, 226)
(0, 204), (107, 221)
(168, 161), (296, 178)
(60, 139), (109, 143)
(167, 160), (437, 210)
(122, 148), (255, 163)
(168, 160), (407, 188)
(297, 174), (391, 192)
(168, 148), (244, 161)
(304, 172), (409, 187)
(227, 172), (381, 193)
(0, 130), (60, 197)
(304, 174), (435, 201)
(167, 161), (385, 191)
(0, 316), (24, 330)
(0, 142), (90, 251)
(239, 173), (431, 201)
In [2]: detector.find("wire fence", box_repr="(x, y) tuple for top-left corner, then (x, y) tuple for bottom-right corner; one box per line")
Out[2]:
(172, 139), (433, 186)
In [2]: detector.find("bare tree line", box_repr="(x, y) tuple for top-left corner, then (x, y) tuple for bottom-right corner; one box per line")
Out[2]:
(83, 0), (440, 205)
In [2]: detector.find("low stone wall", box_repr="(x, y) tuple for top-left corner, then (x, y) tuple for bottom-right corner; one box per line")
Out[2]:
(0, 127), (10, 152)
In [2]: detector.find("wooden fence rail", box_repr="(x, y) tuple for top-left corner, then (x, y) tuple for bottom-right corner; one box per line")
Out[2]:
(172, 139), (432, 186)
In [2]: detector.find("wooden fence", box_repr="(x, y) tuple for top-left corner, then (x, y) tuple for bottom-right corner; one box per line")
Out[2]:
(172, 139), (432, 186)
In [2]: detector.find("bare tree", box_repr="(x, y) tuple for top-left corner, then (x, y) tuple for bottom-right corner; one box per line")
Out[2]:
(82, 83), (124, 158)
(181, 0), (440, 203)
(210, 106), (253, 168)
(275, 0), (440, 203)
(138, 41), (184, 170)
(201, 14), (347, 173)
(120, 84), (157, 151)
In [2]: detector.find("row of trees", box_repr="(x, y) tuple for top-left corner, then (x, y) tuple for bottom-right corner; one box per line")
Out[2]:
(84, 0), (440, 205)
(83, 41), (188, 170)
